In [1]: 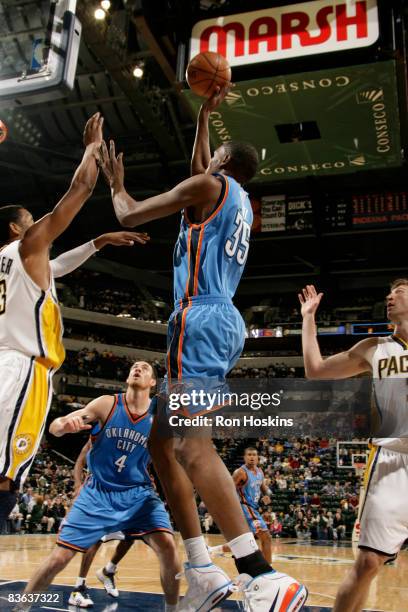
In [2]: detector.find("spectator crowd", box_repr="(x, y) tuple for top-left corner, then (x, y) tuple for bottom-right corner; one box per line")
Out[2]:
(6, 436), (363, 545)
(197, 436), (362, 542)
(3, 448), (73, 535)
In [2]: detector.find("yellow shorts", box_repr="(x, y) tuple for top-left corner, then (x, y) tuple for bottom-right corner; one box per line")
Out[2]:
(0, 350), (53, 489)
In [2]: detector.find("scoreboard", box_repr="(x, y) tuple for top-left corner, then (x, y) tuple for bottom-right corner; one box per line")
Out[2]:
(351, 192), (408, 227)
(253, 191), (408, 234)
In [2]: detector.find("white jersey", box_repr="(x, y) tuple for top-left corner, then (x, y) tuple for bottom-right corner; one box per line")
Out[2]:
(0, 240), (65, 371)
(371, 335), (408, 454)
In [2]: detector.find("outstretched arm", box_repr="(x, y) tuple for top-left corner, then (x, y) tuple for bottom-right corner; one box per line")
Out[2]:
(299, 284), (374, 379)
(50, 231), (149, 278)
(49, 394), (114, 437)
(101, 142), (222, 227)
(21, 114), (103, 257)
(191, 85), (231, 176)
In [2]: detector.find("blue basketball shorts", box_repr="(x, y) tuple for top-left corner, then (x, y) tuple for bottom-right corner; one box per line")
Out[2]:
(241, 503), (268, 534)
(167, 297), (245, 381)
(162, 296), (245, 417)
(57, 476), (172, 552)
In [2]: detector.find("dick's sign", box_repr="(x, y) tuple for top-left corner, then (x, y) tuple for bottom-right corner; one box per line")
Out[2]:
(190, 0), (379, 66)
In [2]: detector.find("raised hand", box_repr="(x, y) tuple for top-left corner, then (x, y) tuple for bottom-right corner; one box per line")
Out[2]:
(83, 112), (104, 147)
(100, 140), (124, 191)
(202, 83), (233, 112)
(99, 231), (150, 247)
(298, 284), (324, 317)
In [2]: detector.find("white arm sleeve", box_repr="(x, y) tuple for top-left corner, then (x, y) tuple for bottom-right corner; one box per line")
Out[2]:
(50, 240), (98, 278)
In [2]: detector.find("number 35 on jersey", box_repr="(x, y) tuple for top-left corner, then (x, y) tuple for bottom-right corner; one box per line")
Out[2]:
(225, 205), (251, 265)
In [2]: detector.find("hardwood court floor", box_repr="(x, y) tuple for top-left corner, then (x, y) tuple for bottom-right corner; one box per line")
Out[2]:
(0, 534), (407, 611)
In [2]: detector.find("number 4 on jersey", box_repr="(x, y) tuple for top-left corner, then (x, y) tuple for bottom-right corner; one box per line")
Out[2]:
(115, 454), (128, 473)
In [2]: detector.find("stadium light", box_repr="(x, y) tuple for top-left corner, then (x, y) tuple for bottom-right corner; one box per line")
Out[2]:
(101, 0), (111, 9)
(133, 64), (144, 79)
(94, 8), (106, 20)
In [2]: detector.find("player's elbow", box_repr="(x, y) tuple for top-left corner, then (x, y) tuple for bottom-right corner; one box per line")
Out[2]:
(118, 213), (136, 228)
(304, 365), (323, 379)
(190, 163), (206, 177)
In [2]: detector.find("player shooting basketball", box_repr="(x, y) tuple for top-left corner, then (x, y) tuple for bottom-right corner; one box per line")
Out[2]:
(299, 282), (408, 612)
(99, 86), (308, 612)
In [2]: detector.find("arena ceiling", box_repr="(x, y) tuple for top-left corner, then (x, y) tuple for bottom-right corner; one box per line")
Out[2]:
(0, 0), (407, 296)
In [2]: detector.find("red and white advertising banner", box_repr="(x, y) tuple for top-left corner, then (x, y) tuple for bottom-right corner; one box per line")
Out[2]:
(190, 0), (379, 66)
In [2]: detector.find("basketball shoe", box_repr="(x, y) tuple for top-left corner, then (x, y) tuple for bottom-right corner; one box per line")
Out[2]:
(177, 562), (233, 611)
(68, 584), (94, 607)
(96, 567), (119, 597)
(235, 571), (308, 612)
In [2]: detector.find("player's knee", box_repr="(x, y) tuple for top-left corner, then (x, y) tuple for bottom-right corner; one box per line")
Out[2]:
(356, 550), (385, 578)
(174, 441), (193, 469)
(51, 546), (74, 572)
(159, 534), (178, 557)
(174, 438), (208, 470)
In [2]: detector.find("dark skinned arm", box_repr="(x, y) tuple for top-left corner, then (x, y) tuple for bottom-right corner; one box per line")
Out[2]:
(20, 114), (103, 289)
(232, 467), (247, 488)
(100, 140), (222, 228)
(191, 85), (231, 176)
(21, 114), (103, 255)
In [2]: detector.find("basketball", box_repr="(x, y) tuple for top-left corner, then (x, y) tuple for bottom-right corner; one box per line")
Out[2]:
(186, 51), (231, 98)
(0, 120), (8, 144)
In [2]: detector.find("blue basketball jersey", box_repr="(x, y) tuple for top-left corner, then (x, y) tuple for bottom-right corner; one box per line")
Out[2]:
(173, 173), (253, 304)
(239, 464), (264, 509)
(87, 394), (153, 491)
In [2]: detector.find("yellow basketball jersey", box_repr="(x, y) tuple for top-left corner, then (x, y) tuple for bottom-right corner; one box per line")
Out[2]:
(371, 335), (408, 453)
(0, 240), (65, 370)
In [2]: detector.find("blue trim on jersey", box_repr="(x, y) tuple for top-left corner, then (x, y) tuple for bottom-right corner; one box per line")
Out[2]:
(183, 173), (227, 227)
(173, 174), (252, 304)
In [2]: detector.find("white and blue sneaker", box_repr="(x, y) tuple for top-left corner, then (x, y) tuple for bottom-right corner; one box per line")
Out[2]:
(96, 568), (119, 597)
(236, 571), (308, 612)
(177, 562), (233, 611)
(68, 584), (94, 607)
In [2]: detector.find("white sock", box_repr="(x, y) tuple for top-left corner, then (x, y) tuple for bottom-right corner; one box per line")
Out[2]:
(228, 533), (258, 559)
(184, 536), (212, 566)
(75, 577), (86, 588)
(105, 561), (117, 573)
(164, 604), (178, 612)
